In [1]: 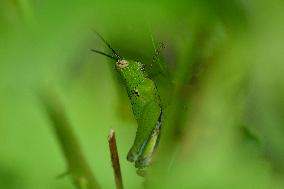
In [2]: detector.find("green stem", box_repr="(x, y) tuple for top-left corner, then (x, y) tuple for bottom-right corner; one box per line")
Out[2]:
(40, 90), (101, 189)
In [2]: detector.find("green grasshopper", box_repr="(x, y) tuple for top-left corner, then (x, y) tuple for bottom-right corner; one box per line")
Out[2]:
(91, 32), (163, 169)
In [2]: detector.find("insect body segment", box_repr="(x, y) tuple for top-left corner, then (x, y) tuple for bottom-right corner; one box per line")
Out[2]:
(92, 33), (163, 170)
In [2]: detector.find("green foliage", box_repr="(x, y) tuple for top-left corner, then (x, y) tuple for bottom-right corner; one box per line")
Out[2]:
(1, 0), (284, 189)
(40, 90), (100, 189)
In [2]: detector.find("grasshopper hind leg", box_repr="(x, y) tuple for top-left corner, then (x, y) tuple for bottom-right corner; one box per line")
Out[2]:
(134, 112), (163, 169)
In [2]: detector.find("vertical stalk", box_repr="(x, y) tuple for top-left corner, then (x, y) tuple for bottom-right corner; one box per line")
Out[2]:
(108, 129), (124, 189)
(40, 90), (101, 189)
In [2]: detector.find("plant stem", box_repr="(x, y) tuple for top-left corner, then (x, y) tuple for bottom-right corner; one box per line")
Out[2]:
(108, 129), (124, 189)
(40, 90), (101, 189)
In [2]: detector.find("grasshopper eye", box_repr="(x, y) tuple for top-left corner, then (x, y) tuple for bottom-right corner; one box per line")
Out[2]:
(116, 59), (129, 69)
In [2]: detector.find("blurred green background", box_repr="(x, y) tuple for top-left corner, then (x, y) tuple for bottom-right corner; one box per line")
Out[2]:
(1, 0), (284, 189)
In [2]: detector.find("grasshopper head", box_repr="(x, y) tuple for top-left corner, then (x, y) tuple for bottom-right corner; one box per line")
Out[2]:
(116, 59), (129, 69)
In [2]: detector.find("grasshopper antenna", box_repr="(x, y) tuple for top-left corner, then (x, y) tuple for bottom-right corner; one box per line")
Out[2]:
(92, 30), (122, 60)
(90, 49), (118, 60)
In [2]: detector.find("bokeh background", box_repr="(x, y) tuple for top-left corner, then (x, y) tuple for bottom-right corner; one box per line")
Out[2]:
(1, 0), (284, 189)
